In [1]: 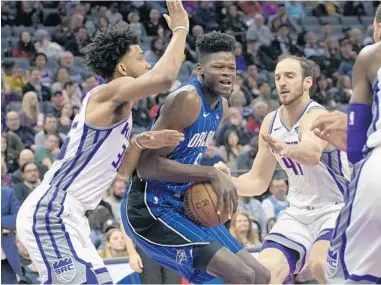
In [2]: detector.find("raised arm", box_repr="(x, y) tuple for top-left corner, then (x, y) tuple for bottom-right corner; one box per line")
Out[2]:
(233, 112), (278, 196)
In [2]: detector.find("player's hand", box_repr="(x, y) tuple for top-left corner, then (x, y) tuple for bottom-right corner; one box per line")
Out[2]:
(210, 168), (238, 219)
(310, 111), (347, 151)
(163, 0), (189, 32)
(136, 130), (184, 149)
(262, 134), (291, 157)
(213, 161), (231, 178)
(129, 252), (143, 273)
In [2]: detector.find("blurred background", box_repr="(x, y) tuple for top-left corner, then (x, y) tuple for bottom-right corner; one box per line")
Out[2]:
(1, 1), (379, 284)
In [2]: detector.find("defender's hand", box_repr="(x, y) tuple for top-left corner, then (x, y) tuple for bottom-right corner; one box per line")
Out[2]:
(129, 253), (143, 273)
(262, 134), (291, 157)
(210, 169), (238, 219)
(163, 0), (189, 32)
(136, 130), (184, 149)
(214, 161), (231, 178)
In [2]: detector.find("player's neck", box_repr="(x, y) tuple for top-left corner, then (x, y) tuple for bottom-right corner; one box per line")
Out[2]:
(201, 84), (220, 110)
(282, 96), (311, 127)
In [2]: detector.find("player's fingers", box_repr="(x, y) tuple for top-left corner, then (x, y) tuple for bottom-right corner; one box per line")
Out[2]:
(216, 190), (223, 216)
(231, 191), (238, 214)
(138, 257), (144, 269)
(225, 193), (232, 220)
(166, 0), (175, 15)
(313, 129), (331, 142)
(163, 14), (170, 27)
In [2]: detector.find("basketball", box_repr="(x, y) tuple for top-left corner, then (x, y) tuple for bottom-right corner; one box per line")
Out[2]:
(184, 182), (233, 227)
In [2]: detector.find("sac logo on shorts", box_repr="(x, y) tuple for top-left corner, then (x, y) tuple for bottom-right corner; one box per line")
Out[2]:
(326, 249), (338, 278)
(52, 256), (76, 283)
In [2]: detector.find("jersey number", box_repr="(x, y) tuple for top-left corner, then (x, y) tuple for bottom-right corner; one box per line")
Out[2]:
(281, 157), (304, 176)
(112, 144), (127, 171)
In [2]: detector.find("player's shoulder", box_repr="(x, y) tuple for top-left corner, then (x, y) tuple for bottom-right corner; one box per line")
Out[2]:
(259, 110), (278, 134)
(165, 84), (201, 108)
(356, 42), (381, 67)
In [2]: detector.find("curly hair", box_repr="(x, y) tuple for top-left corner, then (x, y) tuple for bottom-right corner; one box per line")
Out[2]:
(84, 24), (139, 80)
(196, 31), (236, 63)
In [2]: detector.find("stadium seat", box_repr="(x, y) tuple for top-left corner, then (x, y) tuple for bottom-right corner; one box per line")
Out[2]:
(1, 39), (10, 50)
(10, 37), (19, 46)
(1, 26), (12, 39)
(330, 25), (344, 35)
(12, 26), (35, 37)
(319, 16), (341, 25)
(340, 16), (360, 26)
(5, 57), (31, 70)
(37, 26), (59, 37)
(360, 16), (374, 26)
(46, 57), (59, 70)
(304, 25), (322, 34)
(301, 16), (319, 26)
(6, 102), (22, 112)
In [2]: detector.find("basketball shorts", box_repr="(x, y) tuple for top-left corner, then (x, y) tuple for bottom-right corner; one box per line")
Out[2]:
(262, 202), (343, 274)
(121, 181), (243, 284)
(327, 147), (381, 283)
(16, 184), (113, 284)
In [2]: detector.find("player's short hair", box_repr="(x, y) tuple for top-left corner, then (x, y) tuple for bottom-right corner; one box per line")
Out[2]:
(196, 31), (236, 63)
(376, 4), (381, 23)
(84, 24), (139, 80)
(277, 55), (313, 80)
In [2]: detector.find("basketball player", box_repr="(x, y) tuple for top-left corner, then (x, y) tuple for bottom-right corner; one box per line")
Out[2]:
(15, 1), (189, 283)
(224, 55), (350, 284)
(121, 31), (271, 284)
(311, 5), (381, 283)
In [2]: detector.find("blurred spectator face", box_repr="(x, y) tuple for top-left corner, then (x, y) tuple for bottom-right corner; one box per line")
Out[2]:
(247, 65), (258, 78)
(227, 131), (239, 146)
(235, 74), (244, 87)
(235, 42), (243, 56)
(45, 134), (59, 151)
(247, 76), (258, 90)
(253, 101), (269, 118)
(192, 25), (204, 37)
(44, 116), (58, 132)
(254, 14), (264, 26)
(73, 14), (84, 29)
(270, 178), (288, 201)
(51, 91), (64, 107)
(228, 107), (242, 125)
(275, 58), (310, 105)
(6, 111), (21, 131)
(57, 67), (69, 82)
(149, 9), (160, 21)
(277, 4), (286, 15)
(76, 27), (87, 41)
(108, 230), (126, 253)
(61, 103), (73, 118)
(130, 13), (140, 23)
(19, 149), (34, 167)
(234, 213), (250, 234)
(305, 32), (317, 46)
(35, 54), (47, 68)
(65, 83), (78, 95)
(229, 90), (246, 107)
(200, 1), (210, 9)
(373, 18), (381, 42)
(229, 5), (238, 18)
(350, 28), (363, 44)
(21, 1), (31, 12)
(99, 17), (109, 29)
(340, 40), (353, 55)
(98, 6), (107, 18)
(326, 37), (339, 52)
(30, 69), (42, 84)
(85, 76), (99, 92)
(259, 82), (271, 98)
(322, 24), (331, 36)
(154, 38), (164, 52)
(318, 77), (328, 90)
(247, 40), (260, 52)
(112, 179), (127, 199)
(75, 4), (85, 16)
(22, 162), (39, 183)
(205, 141), (215, 156)
(21, 31), (31, 44)
(279, 25), (289, 37)
(61, 52), (74, 68)
(198, 52), (236, 97)
(312, 62), (320, 80)
(1, 136), (7, 153)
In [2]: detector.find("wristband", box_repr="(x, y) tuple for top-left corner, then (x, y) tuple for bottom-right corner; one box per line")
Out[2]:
(173, 26), (189, 34)
(135, 135), (146, 150)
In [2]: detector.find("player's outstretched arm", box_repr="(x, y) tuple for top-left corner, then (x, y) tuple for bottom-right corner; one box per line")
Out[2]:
(233, 112), (278, 196)
(100, 0), (189, 104)
(117, 130), (184, 180)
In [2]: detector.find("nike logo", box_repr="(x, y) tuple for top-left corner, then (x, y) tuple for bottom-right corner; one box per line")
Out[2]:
(203, 112), (210, 117)
(274, 127), (282, 131)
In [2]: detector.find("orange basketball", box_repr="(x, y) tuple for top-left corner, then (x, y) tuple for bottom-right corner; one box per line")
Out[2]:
(183, 182), (233, 227)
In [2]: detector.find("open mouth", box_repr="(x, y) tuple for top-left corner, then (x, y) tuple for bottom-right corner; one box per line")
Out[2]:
(280, 90), (290, 95)
(219, 79), (232, 87)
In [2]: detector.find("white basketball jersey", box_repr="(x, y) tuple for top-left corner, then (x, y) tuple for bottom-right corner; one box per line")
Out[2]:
(366, 66), (381, 150)
(269, 100), (350, 209)
(40, 85), (132, 210)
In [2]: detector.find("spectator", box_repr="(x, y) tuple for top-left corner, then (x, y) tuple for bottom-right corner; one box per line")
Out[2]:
(58, 103), (73, 135)
(63, 81), (82, 108)
(98, 228), (128, 258)
(2, 132), (24, 174)
(18, 91), (44, 132)
(200, 140), (225, 166)
(128, 12), (147, 39)
(1, 187), (22, 284)
(262, 1), (278, 17)
(42, 90), (65, 117)
(95, 16), (109, 36)
(270, 24), (299, 59)
(349, 28), (364, 54)
(34, 133), (60, 170)
(285, 1), (305, 20)
(230, 212), (262, 249)
(65, 27), (90, 57)
(246, 100), (269, 135)
(193, 1), (218, 32)
(52, 17), (76, 47)
(338, 38), (357, 77)
(221, 5), (247, 43)
(6, 111), (34, 149)
(33, 53), (51, 87)
(269, 4), (299, 34)
(343, 1), (366, 16)
(87, 205), (114, 249)
(11, 31), (36, 60)
(252, 82), (279, 112)
(51, 66), (70, 92)
(304, 32), (325, 59)
(15, 1), (43, 27)
(219, 129), (245, 171)
(144, 37), (165, 67)
(34, 29), (64, 59)
(319, 23), (332, 43)
(1, 3), (15, 27)
(236, 136), (259, 173)
(311, 75), (335, 107)
(144, 8), (164, 36)
(84, 74), (100, 94)
(34, 114), (66, 148)
(22, 67), (52, 103)
(262, 178), (290, 220)
(245, 39), (275, 72)
(59, 51), (84, 82)
(13, 162), (41, 205)
(330, 75), (352, 105)
(229, 89), (247, 109)
(323, 37), (341, 78)
(10, 149), (48, 185)
(234, 41), (247, 71)
(105, 178), (127, 223)
(247, 14), (274, 47)
(237, 196), (268, 238)
(106, 3), (123, 24)
(2, 60), (27, 95)
(1, 159), (13, 188)
(238, 1), (262, 16)
(17, 239), (40, 284)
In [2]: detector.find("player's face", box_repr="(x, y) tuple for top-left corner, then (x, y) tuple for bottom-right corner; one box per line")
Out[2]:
(373, 19), (381, 43)
(199, 52), (236, 97)
(275, 58), (311, 106)
(119, 45), (151, 78)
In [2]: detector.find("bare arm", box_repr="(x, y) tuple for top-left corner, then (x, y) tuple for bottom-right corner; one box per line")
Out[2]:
(233, 112), (278, 196)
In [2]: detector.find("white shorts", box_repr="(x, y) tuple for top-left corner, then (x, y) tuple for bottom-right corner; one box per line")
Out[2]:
(263, 202), (343, 273)
(16, 185), (113, 284)
(327, 147), (381, 283)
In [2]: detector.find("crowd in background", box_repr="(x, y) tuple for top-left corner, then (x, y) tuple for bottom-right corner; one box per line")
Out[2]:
(1, 1), (380, 284)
